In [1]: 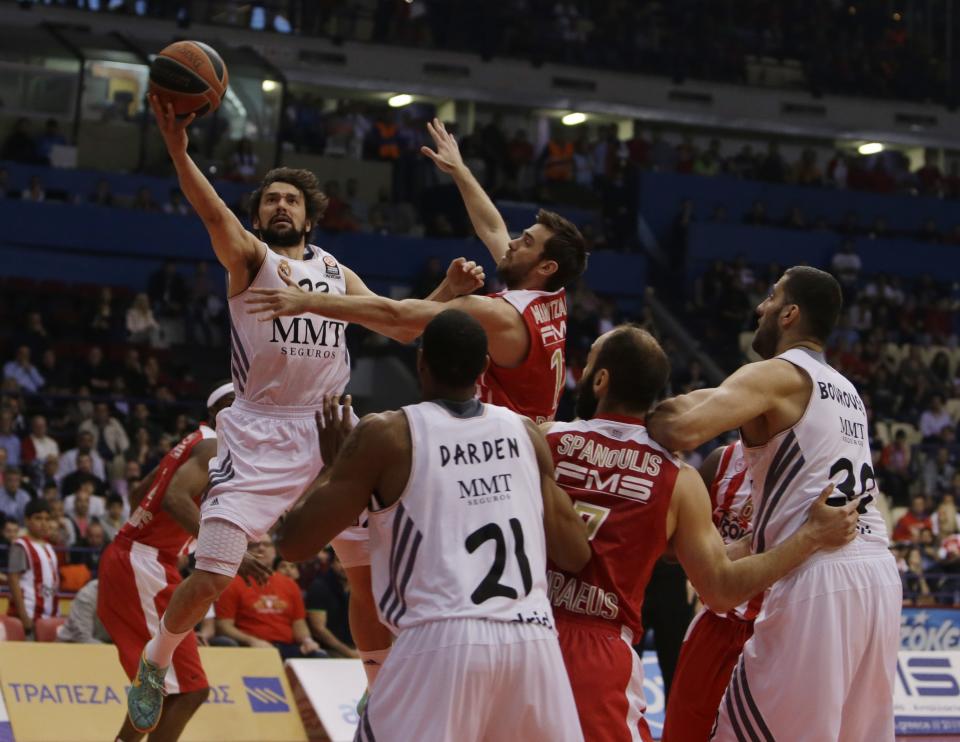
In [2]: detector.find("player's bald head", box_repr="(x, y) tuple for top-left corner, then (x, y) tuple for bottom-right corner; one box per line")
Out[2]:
(577, 325), (670, 418)
(420, 309), (489, 389)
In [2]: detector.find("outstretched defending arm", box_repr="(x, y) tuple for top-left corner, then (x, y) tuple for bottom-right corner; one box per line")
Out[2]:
(671, 467), (856, 613)
(246, 277), (526, 358)
(421, 118), (511, 263)
(149, 95), (263, 293)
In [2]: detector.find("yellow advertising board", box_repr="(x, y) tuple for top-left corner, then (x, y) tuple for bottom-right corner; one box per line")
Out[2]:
(0, 643), (306, 742)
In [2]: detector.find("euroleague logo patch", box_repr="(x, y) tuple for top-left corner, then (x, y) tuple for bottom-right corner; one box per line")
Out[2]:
(323, 255), (341, 278)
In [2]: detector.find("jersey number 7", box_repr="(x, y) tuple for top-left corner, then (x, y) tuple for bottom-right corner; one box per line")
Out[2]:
(573, 501), (611, 541)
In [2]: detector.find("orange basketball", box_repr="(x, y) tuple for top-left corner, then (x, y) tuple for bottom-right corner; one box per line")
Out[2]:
(149, 40), (229, 118)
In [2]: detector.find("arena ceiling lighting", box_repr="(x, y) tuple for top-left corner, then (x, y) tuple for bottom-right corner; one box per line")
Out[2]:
(388, 94), (413, 108)
(858, 142), (884, 155)
(561, 112), (587, 126)
(261, 79), (278, 93)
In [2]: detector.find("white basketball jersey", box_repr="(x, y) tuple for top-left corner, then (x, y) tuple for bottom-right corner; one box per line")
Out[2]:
(744, 348), (888, 555)
(368, 400), (553, 633)
(228, 244), (350, 407)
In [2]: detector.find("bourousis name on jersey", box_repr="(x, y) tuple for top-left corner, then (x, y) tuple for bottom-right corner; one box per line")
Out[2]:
(547, 570), (618, 620)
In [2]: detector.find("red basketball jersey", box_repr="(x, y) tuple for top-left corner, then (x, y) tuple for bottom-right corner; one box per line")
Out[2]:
(477, 288), (567, 424)
(709, 441), (763, 621)
(545, 414), (680, 640)
(117, 425), (214, 561)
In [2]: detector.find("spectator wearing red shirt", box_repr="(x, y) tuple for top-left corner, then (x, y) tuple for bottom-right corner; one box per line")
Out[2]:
(214, 537), (323, 660)
(893, 494), (933, 543)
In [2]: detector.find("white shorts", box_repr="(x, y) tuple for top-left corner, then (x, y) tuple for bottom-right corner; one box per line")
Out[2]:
(356, 618), (584, 742)
(202, 399), (323, 540)
(711, 546), (901, 742)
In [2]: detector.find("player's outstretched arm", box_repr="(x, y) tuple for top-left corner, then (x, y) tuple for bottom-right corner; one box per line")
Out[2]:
(524, 419), (591, 572)
(276, 414), (393, 562)
(421, 118), (511, 263)
(160, 439), (217, 538)
(149, 95), (262, 289)
(671, 467), (857, 612)
(247, 272), (522, 351)
(647, 361), (793, 451)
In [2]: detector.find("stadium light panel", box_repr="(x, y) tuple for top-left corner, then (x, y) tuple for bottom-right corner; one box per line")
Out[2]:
(858, 142), (884, 155)
(562, 112), (587, 126)
(262, 80), (278, 93)
(388, 94), (413, 108)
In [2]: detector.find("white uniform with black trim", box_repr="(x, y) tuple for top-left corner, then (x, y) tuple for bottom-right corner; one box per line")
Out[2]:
(203, 244), (351, 541)
(357, 399), (583, 742)
(712, 349), (901, 742)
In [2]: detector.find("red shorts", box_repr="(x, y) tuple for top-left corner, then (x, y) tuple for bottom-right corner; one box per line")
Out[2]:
(556, 616), (652, 742)
(661, 610), (754, 742)
(97, 539), (208, 695)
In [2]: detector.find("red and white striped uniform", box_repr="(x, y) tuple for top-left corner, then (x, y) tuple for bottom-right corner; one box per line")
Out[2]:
(477, 288), (567, 424)
(7, 537), (59, 620)
(97, 426), (213, 695)
(709, 441), (763, 621)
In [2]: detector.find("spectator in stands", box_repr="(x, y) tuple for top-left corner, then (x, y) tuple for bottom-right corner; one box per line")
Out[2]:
(3, 346), (44, 394)
(0, 516), (19, 576)
(879, 431), (913, 507)
(80, 402), (130, 463)
(228, 138), (259, 182)
(132, 186), (161, 212)
(781, 206), (807, 230)
(21, 176), (46, 203)
(20, 415), (58, 474)
(505, 129), (535, 187)
(894, 494), (934, 542)
(56, 579), (111, 643)
(110, 460), (141, 504)
(163, 188), (190, 216)
(75, 519), (108, 577)
(37, 349), (70, 395)
(830, 241), (862, 299)
(61, 453), (108, 498)
(915, 150), (944, 196)
(935, 495), (960, 538)
(75, 346), (112, 394)
(89, 178), (114, 207)
(215, 536), (324, 660)
(63, 481), (102, 540)
(100, 494), (125, 541)
(920, 395), (954, 443)
(48, 497), (77, 548)
(742, 200), (768, 225)
(1, 118), (39, 163)
(36, 119), (67, 165)
(35, 456), (60, 497)
(7, 499), (57, 637)
(0, 466), (31, 525)
(147, 260), (187, 319)
(925, 448), (958, 497)
(902, 547), (935, 605)
(342, 177), (368, 225)
(693, 139), (722, 177)
(306, 549), (358, 658)
(792, 148), (823, 186)
(58, 431), (107, 481)
(125, 292), (161, 346)
(16, 312), (49, 360)
(757, 141), (786, 182)
(0, 411), (21, 467)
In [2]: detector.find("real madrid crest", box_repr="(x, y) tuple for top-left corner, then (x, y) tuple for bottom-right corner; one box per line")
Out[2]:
(278, 260), (292, 279)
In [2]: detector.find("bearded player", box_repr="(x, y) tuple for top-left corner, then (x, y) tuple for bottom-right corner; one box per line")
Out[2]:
(662, 440), (761, 742)
(127, 98), (479, 733)
(99, 382), (271, 742)
(543, 325), (858, 741)
(246, 117), (587, 424)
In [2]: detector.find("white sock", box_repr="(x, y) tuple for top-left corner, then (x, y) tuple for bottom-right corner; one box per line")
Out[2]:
(144, 616), (191, 668)
(358, 648), (391, 688)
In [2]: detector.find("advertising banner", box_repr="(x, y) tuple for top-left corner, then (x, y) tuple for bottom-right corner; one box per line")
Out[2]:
(0, 643), (305, 742)
(895, 650), (960, 736)
(901, 608), (960, 652)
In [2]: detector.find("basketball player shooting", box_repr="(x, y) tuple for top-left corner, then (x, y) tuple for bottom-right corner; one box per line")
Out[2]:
(277, 309), (590, 741)
(647, 267), (901, 741)
(542, 324), (859, 741)
(245, 118), (587, 425)
(126, 98), (481, 733)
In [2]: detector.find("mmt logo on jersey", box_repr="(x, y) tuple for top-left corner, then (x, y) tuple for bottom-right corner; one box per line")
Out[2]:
(242, 676), (290, 713)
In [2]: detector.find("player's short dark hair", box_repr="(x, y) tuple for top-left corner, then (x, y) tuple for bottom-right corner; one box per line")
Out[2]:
(25, 499), (50, 519)
(537, 210), (588, 291)
(781, 266), (843, 343)
(421, 310), (488, 388)
(593, 325), (671, 412)
(248, 168), (328, 227)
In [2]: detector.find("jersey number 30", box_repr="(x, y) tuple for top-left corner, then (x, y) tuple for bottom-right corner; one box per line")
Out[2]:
(465, 519), (533, 605)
